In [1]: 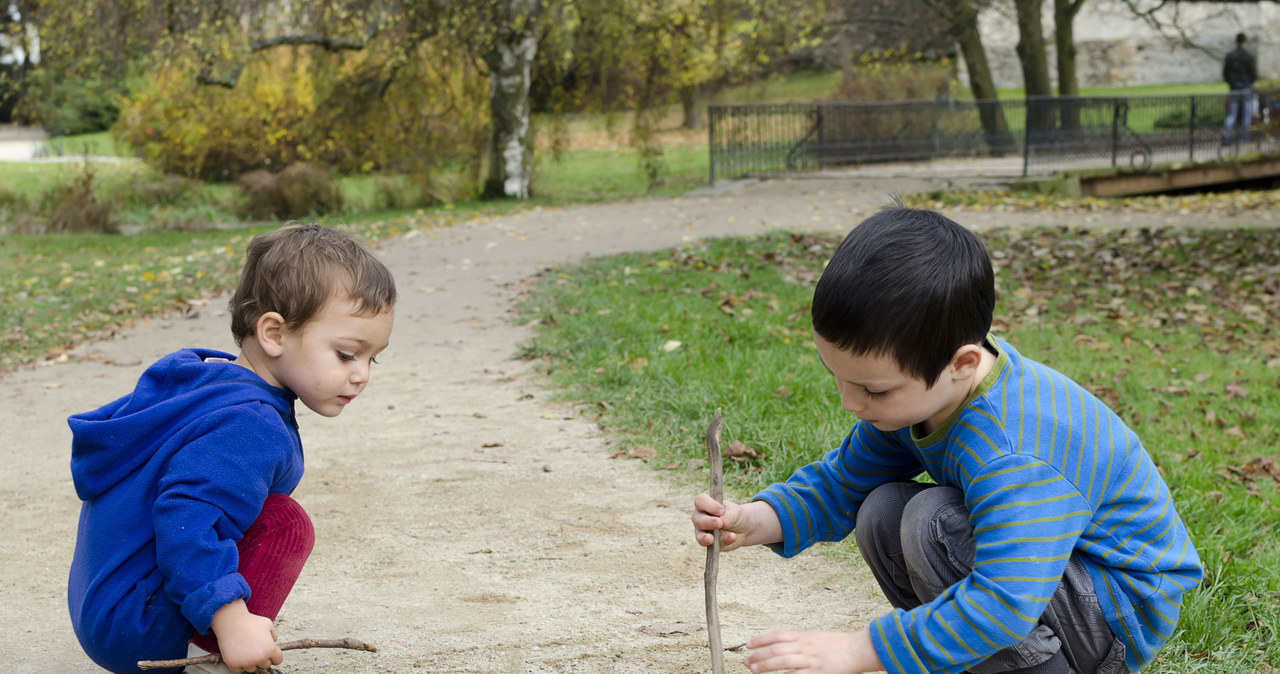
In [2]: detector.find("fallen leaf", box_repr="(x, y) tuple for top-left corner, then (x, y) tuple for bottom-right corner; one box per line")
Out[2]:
(723, 441), (763, 461)
(661, 340), (682, 352)
(1225, 381), (1249, 399)
(771, 385), (791, 399)
(625, 445), (656, 459)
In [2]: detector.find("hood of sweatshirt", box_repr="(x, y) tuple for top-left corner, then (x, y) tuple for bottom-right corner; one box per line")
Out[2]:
(68, 348), (296, 501)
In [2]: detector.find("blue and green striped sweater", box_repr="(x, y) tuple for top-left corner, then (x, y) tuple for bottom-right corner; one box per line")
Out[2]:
(754, 336), (1202, 673)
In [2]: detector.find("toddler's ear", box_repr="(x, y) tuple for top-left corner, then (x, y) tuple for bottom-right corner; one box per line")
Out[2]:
(255, 312), (287, 357)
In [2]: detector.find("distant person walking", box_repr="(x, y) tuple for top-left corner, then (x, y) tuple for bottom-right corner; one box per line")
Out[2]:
(1223, 32), (1258, 142)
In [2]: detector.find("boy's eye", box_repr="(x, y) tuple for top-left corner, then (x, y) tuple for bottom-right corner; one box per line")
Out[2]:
(864, 388), (887, 399)
(337, 351), (356, 362)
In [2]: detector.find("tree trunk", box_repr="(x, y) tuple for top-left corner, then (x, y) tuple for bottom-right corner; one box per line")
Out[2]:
(679, 84), (705, 129)
(947, 0), (1014, 155)
(482, 0), (543, 200)
(1054, 0), (1085, 132)
(1014, 0), (1055, 137)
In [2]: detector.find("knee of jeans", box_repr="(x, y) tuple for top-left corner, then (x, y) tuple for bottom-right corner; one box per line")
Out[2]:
(855, 483), (908, 554)
(899, 487), (969, 566)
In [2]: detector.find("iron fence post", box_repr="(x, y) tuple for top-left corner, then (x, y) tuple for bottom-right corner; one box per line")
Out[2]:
(1111, 101), (1121, 168)
(816, 105), (825, 169)
(1189, 97), (1196, 163)
(708, 105), (717, 185)
(1022, 98), (1031, 177)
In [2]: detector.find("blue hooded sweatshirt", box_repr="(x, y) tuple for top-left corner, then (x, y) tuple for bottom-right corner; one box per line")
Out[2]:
(68, 349), (304, 674)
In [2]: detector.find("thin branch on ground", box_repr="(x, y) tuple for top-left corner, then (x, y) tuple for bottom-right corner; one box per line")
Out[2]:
(137, 638), (378, 670)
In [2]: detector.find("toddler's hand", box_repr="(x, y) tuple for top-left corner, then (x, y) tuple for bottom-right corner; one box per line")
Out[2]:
(692, 492), (750, 551)
(211, 600), (283, 673)
(744, 629), (881, 673)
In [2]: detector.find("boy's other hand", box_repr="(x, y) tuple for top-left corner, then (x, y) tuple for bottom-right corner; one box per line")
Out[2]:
(744, 629), (882, 673)
(692, 492), (750, 551)
(210, 599), (284, 672)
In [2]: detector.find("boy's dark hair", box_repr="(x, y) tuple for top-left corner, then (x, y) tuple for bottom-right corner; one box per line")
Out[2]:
(229, 223), (397, 346)
(811, 207), (994, 387)
(1237, 32), (1247, 46)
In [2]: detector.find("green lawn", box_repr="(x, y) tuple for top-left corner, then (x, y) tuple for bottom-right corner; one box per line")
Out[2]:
(515, 227), (1280, 672)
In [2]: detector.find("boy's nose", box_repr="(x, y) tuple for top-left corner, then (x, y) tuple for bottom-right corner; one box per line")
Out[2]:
(840, 390), (862, 415)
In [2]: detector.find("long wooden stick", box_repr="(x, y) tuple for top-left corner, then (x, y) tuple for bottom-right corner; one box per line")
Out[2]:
(137, 638), (378, 670)
(704, 408), (726, 674)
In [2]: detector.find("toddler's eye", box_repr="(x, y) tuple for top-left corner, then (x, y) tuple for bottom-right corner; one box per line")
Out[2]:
(337, 351), (356, 362)
(864, 388), (887, 399)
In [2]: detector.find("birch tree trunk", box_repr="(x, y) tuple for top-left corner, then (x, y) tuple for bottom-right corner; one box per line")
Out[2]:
(482, 0), (542, 200)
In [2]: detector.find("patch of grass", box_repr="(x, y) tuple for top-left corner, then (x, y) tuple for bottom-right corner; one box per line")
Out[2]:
(715, 69), (845, 105)
(534, 145), (708, 201)
(516, 226), (1280, 671)
(46, 131), (130, 158)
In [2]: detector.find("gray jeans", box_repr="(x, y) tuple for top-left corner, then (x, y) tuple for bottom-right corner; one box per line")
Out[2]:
(854, 482), (1128, 674)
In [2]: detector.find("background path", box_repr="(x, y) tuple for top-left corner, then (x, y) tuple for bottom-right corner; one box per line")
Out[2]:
(3, 173), (1275, 673)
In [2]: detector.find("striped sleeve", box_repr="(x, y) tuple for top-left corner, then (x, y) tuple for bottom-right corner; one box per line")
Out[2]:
(869, 454), (1092, 674)
(752, 423), (922, 558)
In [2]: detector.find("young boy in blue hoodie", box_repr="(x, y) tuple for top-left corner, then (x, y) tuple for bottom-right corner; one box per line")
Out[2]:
(68, 223), (396, 674)
(692, 208), (1202, 674)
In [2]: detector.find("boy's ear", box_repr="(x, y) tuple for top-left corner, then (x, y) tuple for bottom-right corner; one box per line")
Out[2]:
(949, 344), (985, 380)
(255, 312), (287, 357)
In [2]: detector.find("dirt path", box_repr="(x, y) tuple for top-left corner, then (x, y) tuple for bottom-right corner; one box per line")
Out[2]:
(3, 171), (1276, 673)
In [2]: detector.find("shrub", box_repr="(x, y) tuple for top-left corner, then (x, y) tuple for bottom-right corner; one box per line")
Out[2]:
(112, 53), (311, 181)
(831, 47), (955, 104)
(113, 44), (489, 183)
(237, 163), (342, 221)
(135, 175), (198, 207)
(42, 164), (119, 234)
(16, 70), (122, 135)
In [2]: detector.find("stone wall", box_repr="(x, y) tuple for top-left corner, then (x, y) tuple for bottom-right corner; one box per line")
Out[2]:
(960, 0), (1280, 89)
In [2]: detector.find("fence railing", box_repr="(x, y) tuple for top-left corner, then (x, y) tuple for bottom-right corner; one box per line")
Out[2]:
(707, 93), (1280, 182)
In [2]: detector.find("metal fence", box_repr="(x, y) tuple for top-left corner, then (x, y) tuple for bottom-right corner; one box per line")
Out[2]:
(708, 92), (1280, 182)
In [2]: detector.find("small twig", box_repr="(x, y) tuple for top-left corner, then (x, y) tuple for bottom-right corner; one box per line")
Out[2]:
(704, 408), (726, 674)
(138, 638), (378, 670)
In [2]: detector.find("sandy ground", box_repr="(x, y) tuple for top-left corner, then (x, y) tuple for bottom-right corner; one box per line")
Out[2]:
(3, 167), (1278, 674)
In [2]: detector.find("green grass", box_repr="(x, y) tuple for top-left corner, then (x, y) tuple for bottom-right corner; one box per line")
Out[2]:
(534, 145), (709, 201)
(713, 69), (845, 105)
(44, 131), (130, 158)
(515, 227), (1280, 672)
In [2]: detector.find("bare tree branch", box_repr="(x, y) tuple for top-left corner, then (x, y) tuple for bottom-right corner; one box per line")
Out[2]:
(1116, 0), (1236, 59)
(197, 20), (386, 88)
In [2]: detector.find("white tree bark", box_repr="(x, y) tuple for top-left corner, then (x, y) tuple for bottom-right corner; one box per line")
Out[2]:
(483, 0), (541, 200)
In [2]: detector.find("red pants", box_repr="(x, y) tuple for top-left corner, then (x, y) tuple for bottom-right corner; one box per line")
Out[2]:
(189, 493), (314, 653)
